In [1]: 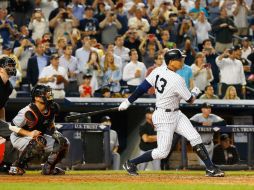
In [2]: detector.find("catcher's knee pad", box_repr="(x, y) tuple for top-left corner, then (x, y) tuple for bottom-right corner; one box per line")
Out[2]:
(53, 136), (69, 153)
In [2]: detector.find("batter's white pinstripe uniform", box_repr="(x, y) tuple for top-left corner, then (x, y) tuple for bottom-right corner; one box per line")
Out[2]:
(146, 65), (202, 160)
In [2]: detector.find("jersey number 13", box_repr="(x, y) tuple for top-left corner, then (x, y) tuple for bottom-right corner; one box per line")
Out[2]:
(155, 75), (167, 93)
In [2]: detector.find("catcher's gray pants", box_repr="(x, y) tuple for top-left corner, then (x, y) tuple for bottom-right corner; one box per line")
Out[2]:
(10, 133), (55, 152)
(138, 150), (161, 170)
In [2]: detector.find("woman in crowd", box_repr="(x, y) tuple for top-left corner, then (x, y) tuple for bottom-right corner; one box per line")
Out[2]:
(223, 86), (240, 100)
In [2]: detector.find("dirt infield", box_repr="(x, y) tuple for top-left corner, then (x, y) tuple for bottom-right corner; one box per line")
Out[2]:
(0, 172), (254, 185)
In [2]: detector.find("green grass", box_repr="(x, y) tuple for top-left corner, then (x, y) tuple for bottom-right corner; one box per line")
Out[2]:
(1, 171), (254, 190)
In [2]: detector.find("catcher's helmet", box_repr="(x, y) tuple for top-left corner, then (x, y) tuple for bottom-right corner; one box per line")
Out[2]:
(0, 56), (17, 76)
(31, 85), (54, 105)
(164, 49), (186, 65)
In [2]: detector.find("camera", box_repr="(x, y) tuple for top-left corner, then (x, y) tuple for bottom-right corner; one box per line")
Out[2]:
(62, 12), (69, 19)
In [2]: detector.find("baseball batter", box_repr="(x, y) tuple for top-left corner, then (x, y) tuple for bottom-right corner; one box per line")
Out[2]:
(119, 49), (224, 177)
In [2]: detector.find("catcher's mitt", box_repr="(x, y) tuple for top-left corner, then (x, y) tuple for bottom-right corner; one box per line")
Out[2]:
(55, 75), (65, 84)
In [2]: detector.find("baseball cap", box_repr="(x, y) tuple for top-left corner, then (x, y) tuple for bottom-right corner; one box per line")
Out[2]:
(242, 36), (249, 41)
(145, 107), (155, 114)
(230, 45), (242, 51)
(220, 134), (229, 141)
(202, 102), (212, 109)
(101, 115), (111, 123)
(85, 5), (94, 11)
(164, 49), (186, 64)
(2, 44), (12, 51)
(83, 73), (92, 79)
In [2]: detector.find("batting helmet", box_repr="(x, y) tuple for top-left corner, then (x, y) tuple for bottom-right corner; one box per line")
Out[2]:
(164, 49), (186, 65)
(31, 85), (54, 106)
(0, 56), (17, 76)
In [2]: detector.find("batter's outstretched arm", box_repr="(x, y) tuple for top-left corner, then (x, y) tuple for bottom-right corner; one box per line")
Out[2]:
(128, 80), (152, 103)
(118, 80), (152, 111)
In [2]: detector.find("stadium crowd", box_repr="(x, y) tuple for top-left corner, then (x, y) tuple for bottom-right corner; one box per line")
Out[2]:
(0, 0), (254, 99)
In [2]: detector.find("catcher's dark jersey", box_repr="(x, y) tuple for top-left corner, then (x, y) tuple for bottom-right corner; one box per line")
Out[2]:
(12, 103), (59, 135)
(0, 76), (13, 109)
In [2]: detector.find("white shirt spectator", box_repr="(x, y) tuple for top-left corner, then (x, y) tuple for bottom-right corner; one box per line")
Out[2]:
(28, 18), (49, 41)
(128, 17), (150, 38)
(39, 0), (58, 21)
(242, 46), (252, 65)
(216, 57), (246, 85)
(101, 54), (123, 73)
(231, 3), (249, 28)
(194, 19), (211, 44)
(114, 46), (130, 70)
(39, 64), (68, 90)
(181, 0), (195, 13)
(123, 61), (147, 86)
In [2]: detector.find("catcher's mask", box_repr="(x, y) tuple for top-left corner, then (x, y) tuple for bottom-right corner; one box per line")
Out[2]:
(0, 56), (17, 76)
(31, 85), (54, 107)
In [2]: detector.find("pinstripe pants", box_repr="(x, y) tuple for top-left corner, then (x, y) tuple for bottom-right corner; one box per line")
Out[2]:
(151, 110), (202, 160)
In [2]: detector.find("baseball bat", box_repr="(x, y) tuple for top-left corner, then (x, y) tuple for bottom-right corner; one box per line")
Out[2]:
(65, 107), (119, 122)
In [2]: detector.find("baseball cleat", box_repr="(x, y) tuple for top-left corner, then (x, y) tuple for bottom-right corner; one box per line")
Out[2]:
(205, 166), (225, 177)
(123, 160), (138, 176)
(8, 166), (25, 175)
(51, 167), (65, 175)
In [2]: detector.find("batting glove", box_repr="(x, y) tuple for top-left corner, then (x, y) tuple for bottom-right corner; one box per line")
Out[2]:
(118, 99), (131, 111)
(191, 87), (202, 97)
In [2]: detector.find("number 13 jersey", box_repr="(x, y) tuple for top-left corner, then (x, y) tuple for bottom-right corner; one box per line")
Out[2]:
(146, 65), (192, 109)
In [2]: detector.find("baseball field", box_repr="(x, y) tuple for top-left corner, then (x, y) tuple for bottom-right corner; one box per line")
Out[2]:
(0, 170), (254, 190)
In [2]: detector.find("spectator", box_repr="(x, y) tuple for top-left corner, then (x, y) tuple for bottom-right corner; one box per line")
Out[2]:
(241, 37), (253, 66)
(139, 35), (163, 68)
(94, 1), (107, 23)
(182, 38), (197, 66)
(189, 0), (209, 20)
(0, 8), (15, 46)
(212, 7), (237, 53)
(27, 43), (50, 87)
(207, 0), (220, 23)
(216, 46), (246, 98)
(138, 107), (160, 171)
(114, 35), (130, 70)
(49, 6), (79, 44)
(178, 17), (197, 49)
(123, 49), (147, 92)
(79, 73), (93, 97)
(13, 25), (35, 49)
(219, 0), (236, 17)
(79, 6), (99, 40)
(102, 52), (122, 93)
(115, 2), (128, 35)
(212, 133), (240, 165)
(181, 0), (195, 13)
(191, 52), (214, 92)
(34, 0), (58, 21)
(148, 17), (160, 38)
(101, 86), (111, 98)
(190, 103), (226, 165)
(55, 36), (67, 57)
(85, 51), (103, 92)
(202, 39), (220, 94)
(128, 8), (150, 39)
(75, 36), (99, 75)
(38, 54), (69, 98)
(99, 11), (122, 45)
(176, 61), (194, 90)
(223, 85), (240, 100)
(123, 28), (141, 61)
(28, 9), (49, 41)
(194, 12), (211, 51)
(152, 0), (177, 22)
(159, 30), (176, 49)
(14, 37), (35, 79)
(71, 0), (85, 21)
(69, 28), (83, 51)
(100, 116), (120, 170)
(199, 85), (219, 99)
(232, 0), (250, 38)
(59, 44), (79, 95)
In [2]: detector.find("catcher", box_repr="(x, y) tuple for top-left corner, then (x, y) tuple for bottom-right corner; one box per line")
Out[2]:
(38, 54), (68, 99)
(8, 85), (69, 175)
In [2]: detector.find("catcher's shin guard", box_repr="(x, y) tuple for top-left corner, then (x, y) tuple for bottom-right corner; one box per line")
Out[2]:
(14, 136), (46, 168)
(42, 136), (69, 175)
